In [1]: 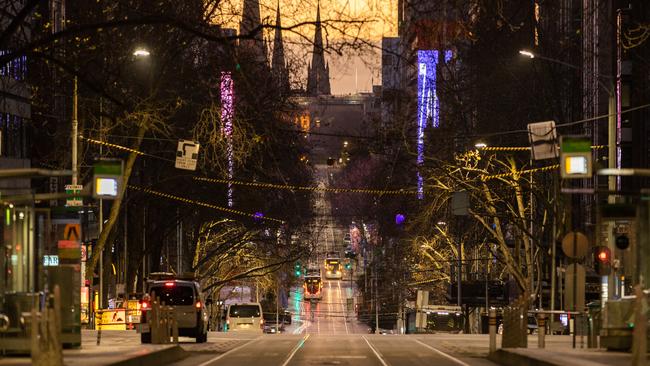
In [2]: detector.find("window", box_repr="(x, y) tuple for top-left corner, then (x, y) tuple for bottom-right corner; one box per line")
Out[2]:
(150, 285), (194, 306)
(0, 51), (27, 81)
(229, 305), (261, 317)
(0, 113), (28, 158)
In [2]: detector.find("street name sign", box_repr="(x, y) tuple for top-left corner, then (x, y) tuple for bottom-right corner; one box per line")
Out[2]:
(65, 184), (83, 207)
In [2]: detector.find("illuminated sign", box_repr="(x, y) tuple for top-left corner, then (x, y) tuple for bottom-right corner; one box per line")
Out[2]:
(43, 255), (59, 266)
(95, 178), (118, 197)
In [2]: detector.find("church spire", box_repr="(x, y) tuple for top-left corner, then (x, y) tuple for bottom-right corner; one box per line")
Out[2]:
(239, 0), (268, 67)
(272, 1), (290, 93)
(306, 0), (331, 96)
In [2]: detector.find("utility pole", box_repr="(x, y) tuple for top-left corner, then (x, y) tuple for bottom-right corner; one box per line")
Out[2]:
(72, 77), (78, 185)
(374, 257), (379, 334)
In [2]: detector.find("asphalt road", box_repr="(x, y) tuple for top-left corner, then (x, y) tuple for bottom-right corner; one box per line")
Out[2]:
(169, 333), (498, 366)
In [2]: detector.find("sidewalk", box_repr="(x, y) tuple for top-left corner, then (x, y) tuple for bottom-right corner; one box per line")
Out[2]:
(486, 335), (645, 366)
(0, 330), (187, 366)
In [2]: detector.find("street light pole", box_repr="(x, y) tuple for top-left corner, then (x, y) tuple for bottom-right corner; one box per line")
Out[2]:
(520, 49), (617, 307)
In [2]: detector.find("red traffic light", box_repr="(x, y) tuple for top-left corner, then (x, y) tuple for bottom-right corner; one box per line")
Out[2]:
(597, 250), (609, 262)
(594, 246), (611, 276)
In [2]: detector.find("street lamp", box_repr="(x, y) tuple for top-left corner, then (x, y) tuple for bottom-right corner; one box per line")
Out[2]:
(133, 48), (151, 57)
(519, 50), (535, 59)
(474, 142), (487, 149)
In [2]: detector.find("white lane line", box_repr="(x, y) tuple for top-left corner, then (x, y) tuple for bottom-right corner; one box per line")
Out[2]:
(280, 334), (310, 366)
(338, 281), (349, 334)
(328, 281), (336, 333)
(309, 355), (367, 359)
(412, 338), (470, 366)
(197, 336), (261, 366)
(362, 336), (389, 366)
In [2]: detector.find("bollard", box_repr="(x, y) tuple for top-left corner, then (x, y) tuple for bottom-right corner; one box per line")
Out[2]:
(96, 310), (102, 345)
(489, 308), (496, 353)
(172, 311), (179, 344)
(537, 313), (546, 349)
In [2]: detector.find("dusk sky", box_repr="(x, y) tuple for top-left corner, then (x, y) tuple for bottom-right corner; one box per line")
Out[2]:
(217, 0), (397, 94)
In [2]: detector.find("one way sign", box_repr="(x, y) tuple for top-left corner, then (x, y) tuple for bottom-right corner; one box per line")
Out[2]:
(175, 140), (200, 171)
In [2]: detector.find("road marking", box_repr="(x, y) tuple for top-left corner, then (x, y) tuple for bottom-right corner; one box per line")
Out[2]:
(196, 336), (261, 366)
(308, 355), (367, 359)
(412, 338), (470, 366)
(338, 281), (349, 334)
(362, 336), (389, 366)
(280, 334), (310, 366)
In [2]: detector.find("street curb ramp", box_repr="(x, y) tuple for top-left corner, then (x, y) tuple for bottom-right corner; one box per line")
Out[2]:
(107, 345), (188, 366)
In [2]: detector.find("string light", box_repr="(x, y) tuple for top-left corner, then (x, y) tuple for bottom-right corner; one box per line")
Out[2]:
(128, 184), (285, 224)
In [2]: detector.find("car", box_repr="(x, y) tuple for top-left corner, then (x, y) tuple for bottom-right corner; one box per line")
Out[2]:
(139, 273), (208, 344)
(226, 303), (264, 333)
(345, 247), (356, 259)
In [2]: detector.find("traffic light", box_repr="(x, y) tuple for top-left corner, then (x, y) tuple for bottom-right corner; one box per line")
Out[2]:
(594, 246), (611, 276)
(345, 262), (352, 270)
(294, 262), (302, 277)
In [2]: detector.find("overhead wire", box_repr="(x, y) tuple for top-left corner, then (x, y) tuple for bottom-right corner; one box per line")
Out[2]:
(83, 137), (564, 194)
(128, 184), (285, 224)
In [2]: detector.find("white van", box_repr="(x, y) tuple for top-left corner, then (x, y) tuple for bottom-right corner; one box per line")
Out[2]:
(226, 303), (264, 333)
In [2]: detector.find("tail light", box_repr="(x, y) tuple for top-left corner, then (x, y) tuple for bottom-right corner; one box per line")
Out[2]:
(260, 318), (264, 329)
(195, 301), (202, 309)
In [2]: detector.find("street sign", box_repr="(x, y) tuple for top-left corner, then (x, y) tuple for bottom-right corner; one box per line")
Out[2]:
(93, 160), (123, 200)
(560, 136), (592, 179)
(65, 184), (83, 207)
(64, 223), (81, 241)
(561, 231), (589, 258)
(175, 140), (200, 171)
(527, 121), (558, 160)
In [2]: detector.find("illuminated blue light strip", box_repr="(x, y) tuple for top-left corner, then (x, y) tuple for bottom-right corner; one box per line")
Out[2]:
(417, 50), (438, 199)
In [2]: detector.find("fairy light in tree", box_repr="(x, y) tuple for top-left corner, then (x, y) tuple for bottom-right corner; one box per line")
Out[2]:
(221, 71), (234, 207)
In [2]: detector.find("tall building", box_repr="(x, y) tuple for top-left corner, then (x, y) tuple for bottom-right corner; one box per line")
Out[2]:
(306, 2), (331, 96)
(239, 0), (268, 67)
(271, 2), (290, 93)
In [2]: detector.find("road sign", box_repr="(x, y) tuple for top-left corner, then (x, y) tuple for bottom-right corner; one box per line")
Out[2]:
(64, 223), (81, 241)
(93, 160), (123, 199)
(560, 136), (592, 179)
(65, 184), (83, 207)
(175, 140), (200, 171)
(561, 231), (589, 258)
(527, 121), (558, 160)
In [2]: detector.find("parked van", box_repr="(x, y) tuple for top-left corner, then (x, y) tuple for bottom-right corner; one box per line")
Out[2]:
(226, 303), (264, 333)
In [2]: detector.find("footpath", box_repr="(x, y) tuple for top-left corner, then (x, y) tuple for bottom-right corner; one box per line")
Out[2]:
(0, 330), (187, 366)
(489, 335), (639, 366)
(423, 333), (645, 366)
